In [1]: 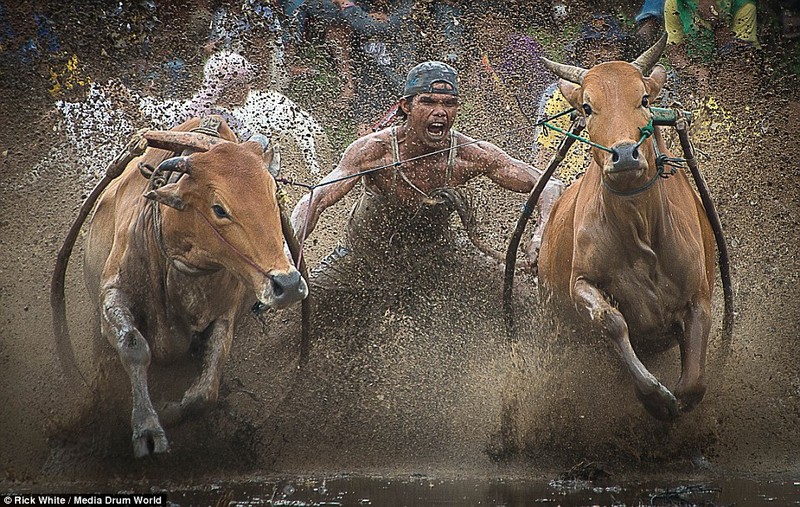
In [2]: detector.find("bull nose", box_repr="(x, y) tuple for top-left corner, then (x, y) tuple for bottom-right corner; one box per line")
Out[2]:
(269, 269), (308, 306)
(609, 142), (642, 173)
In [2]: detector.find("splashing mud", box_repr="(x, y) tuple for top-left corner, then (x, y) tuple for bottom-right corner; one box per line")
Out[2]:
(0, 0), (797, 502)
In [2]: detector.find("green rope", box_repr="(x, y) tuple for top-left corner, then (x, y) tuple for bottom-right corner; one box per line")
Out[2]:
(542, 121), (614, 153)
(635, 118), (655, 148)
(544, 113), (656, 152)
(639, 118), (655, 139)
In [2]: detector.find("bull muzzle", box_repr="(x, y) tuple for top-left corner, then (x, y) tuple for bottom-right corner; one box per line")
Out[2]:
(607, 142), (646, 174)
(262, 268), (308, 309)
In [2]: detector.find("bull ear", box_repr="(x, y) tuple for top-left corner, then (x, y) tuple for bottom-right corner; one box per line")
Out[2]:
(645, 64), (667, 98)
(557, 80), (582, 109)
(245, 134), (280, 177)
(144, 183), (186, 210)
(248, 133), (271, 153)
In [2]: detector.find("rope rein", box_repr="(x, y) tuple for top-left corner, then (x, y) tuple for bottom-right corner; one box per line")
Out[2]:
(195, 209), (273, 277)
(541, 112), (688, 197)
(279, 108), (685, 197)
(276, 107), (692, 265)
(274, 108), (577, 193)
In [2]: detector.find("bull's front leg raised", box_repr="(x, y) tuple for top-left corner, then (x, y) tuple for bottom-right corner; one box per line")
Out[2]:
(159, 317), (235, 426)
(675, 298), (711, 413)
(572, 278), (680, 421)
(101, 286), (168, 457)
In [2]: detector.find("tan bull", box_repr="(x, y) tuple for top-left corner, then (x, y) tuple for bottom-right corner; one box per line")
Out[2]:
(77, 116), (308, 457)
(537, 36), (717, 421)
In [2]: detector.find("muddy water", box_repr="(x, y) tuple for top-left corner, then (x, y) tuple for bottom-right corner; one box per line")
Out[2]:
(25, 475), (795, 506)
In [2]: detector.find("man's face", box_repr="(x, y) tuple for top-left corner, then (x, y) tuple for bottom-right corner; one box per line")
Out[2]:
(402, 86), (459, 148)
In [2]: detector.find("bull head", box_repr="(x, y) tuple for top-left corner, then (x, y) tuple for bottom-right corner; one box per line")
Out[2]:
(142, 129), (282, 210)
(541, 34), (669, 185)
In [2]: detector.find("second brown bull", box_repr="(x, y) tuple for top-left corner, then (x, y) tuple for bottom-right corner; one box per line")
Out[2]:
(537, 35), (718, 422)
(74, 116), (308, 457)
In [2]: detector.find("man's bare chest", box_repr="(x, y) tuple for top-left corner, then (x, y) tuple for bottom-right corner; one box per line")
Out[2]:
(369, 153), (459, 199)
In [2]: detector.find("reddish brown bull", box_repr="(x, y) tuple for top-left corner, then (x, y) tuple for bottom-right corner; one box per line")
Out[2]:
(537, 36), (717, 421)
(55, 116), (307, 457)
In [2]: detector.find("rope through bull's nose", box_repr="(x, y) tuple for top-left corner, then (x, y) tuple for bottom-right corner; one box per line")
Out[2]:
(635, 118), (655, 149)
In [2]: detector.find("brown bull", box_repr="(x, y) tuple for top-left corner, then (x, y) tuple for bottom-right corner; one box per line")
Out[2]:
(79, 116), (308, 457)
(537, 35), (716, 421)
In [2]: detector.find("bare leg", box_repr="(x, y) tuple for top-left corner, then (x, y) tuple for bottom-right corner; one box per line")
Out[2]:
(573, 278), (680, 421)
(159, 318), (235, 426)
(675, 300), (711, 412)
(101, 286), (168, 457)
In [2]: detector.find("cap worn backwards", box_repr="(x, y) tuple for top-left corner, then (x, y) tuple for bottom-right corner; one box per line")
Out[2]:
(402, 61), (458, 98)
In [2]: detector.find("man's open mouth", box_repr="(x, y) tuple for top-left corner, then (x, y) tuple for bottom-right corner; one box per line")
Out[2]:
(427, 122), (446, 139)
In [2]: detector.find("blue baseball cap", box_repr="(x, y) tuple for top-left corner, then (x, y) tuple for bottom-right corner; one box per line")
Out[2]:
(402, 61), (459, 98)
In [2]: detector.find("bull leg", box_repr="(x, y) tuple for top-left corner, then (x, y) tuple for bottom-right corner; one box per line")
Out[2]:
(674, 300), (711, 413)
(159, 318), (234, 426)
(573, 278), (680, 421)
(101, 287), (168, 457)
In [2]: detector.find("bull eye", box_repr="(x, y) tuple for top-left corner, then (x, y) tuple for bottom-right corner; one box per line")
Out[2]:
(582, 103), (592, 116)
(642, 95), (649, 107)
(211, 204), (229, 219)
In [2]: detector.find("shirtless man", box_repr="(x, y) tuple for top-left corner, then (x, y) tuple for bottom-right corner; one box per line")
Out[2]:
(291, 61), (562, 285)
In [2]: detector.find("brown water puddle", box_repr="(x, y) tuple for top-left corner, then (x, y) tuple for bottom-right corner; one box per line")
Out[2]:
(160, 475), (800, 506)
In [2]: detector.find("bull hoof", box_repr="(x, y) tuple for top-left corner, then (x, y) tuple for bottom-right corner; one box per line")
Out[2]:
(675, 382), (707, 413)
(637, 383), (680, 422)
(158, 395), (212, 427)
(132, 421), (169, 458)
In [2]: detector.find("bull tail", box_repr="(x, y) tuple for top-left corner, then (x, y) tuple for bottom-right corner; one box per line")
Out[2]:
(675, 122), (735, 344)
(51, 132), (148, 387)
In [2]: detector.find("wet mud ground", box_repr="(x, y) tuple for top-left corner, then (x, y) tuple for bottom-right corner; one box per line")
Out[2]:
(1, 0), (799, 505)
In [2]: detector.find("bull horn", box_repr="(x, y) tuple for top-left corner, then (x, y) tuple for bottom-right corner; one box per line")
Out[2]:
(631, 33), (668, 74)
(541, 57), (588, 85)
(156, 156), (191, 175)
(144, 130), (230, 153)
(267, 143), (281, 178)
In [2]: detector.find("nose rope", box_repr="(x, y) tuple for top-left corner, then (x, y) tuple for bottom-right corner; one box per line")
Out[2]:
(636, 118), (655, 148)
(540, 110), (691, 197)
(542, 114), (653, 153)
(275, 107), (579, 197)
(542, 120), (614, 153)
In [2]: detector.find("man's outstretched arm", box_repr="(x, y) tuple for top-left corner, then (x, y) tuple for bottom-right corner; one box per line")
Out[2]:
(475, 140), (564, 266)
(290, 136), (384, 240)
